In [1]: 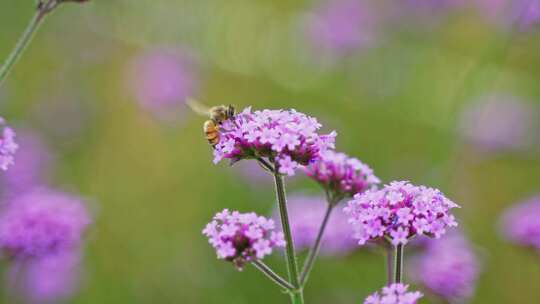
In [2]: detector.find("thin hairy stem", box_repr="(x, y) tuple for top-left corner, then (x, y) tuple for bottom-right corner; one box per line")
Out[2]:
(272, 171), (303, 304)
(252, 260), (295, 291)
(393, 244), (404, 283)
(386, 245), (394, 285)
(0, 1), (60, 86)
(300, 203), (334, 286)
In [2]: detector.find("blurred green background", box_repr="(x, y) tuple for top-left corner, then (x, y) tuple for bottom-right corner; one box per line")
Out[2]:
(1, 0), (539, 303)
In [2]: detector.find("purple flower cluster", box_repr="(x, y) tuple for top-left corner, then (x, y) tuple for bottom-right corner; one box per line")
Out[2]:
(274, 194), (357, 256)
(202, 209), (286, 270)
(364, 283), (423, 304)
(410, 232), (480, 302)
(305, 150), (379, 200)
(0, 118), (18, 171)
(501, 195), (540, 252)
(344, 181), (459, 246)
(213, 107), (336, 176)
(0, 188), (91, 259)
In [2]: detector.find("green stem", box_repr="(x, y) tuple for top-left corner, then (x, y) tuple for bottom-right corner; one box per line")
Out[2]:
(386, 245), (393, 285)
(272, 172), (303, 304)
(289, 292), (304, 304)
(300, 203), (334, 286)
(393, 244), (404, 284)
(252, 260), (295, 291)
(0, 3), (53, 86)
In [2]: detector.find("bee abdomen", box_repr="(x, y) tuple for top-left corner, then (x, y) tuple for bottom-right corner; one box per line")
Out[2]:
(204, 120), (220, 146)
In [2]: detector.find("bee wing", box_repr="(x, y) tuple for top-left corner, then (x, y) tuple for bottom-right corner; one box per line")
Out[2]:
(186, 98), (210, 117)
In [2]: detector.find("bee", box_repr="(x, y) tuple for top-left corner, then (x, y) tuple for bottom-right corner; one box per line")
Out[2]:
(187, 98), (236, 146)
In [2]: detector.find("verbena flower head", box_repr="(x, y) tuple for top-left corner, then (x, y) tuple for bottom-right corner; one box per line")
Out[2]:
(0, 188), (91, 259)
(304, 150), (379, 202)
(344, 181), (459, 246)
(364, 283), (423, 304)
(501, 195), (540, 252)
(202, 209), (286, 270)
(127, 49), (197, 119)
(477, 0), (540, 30)
(459, 94), (538, 152)
(212, 107), (336, 176)
(0, 118), (18, 171)
(410, 232), (480, 302)
(273, 194), (357, 256)
(9, 251), (81, 304)
(304, 0), (375, 58)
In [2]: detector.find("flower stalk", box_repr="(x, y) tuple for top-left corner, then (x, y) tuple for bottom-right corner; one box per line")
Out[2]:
(272, 171), (304, 304)
(300, 202), (334, 286)
(385, 244), (394, 285)
(252, 260), (295, 291)
(393, 244), (404, 284)
(0, 1), (60, 86)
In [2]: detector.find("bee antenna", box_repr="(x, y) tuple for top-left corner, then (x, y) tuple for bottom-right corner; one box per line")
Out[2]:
(186, 98), (210, 116)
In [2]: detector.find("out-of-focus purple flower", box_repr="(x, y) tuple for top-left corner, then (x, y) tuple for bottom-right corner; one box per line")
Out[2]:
(212, 107), (336, 176)
(364, 283), (423, 304)
(202, 209), (285, 270)
(0, 118), (18, 171)
(273, 194), (357, 256)
(409, 232), (481, 303)
(501, 195), (540, 252)
(1, 130), (53, 194)
(477, 0), (540, 30)
(0, 188), (91, 260)
(305, 150), (379, 201)
(126, 49), (198, 119)
(304, 0), (375, 58)
(9, 251), (82, 304)
(344, 181), (459, 247)
(459, 94), (538, 152)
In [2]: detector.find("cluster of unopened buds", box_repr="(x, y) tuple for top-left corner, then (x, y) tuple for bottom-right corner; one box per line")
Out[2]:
(201, 105), (460, 303)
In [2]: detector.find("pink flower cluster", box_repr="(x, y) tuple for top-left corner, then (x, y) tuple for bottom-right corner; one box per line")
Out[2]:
(344, 181), (459, 246)
(202, 209), (286, 270)
(0, 188), (91, 259)
(305, 150), (379, 200)
(212, 107), (336, 176)
(501, 195), (540, 252)
(410, 232), (480, 302)
(0, 118), (18, 171)
(364, 283), (423, 304)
